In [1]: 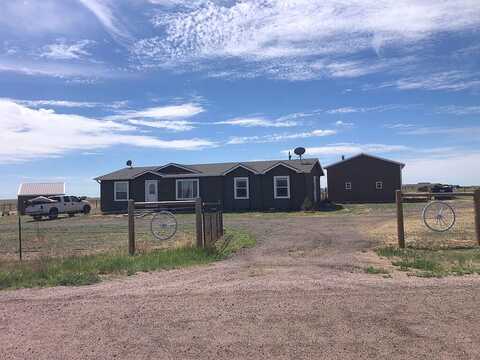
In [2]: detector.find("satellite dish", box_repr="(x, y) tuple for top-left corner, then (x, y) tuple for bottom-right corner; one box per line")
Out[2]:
(294, 147), (306, 159)
(126, 160), (133, 168)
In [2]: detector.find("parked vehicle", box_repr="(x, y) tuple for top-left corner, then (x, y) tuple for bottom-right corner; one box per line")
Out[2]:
(25, 195), (91, 220)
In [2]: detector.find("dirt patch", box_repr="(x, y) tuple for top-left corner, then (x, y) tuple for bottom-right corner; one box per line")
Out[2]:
(2, 214), (480, 359)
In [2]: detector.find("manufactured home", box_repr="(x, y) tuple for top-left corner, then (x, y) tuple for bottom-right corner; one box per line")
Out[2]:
(95, 159), (324, 213)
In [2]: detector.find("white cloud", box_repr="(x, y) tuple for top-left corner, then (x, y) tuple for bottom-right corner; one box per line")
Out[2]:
(377, 71), (480, 92)
(326, 104), (407, 114)
(292, 143), (410, 157)
(78, 0), (133, 44)
(436, 105), (480, 115)
(398, 126), (480, 137)
(334, 120), (354, 127)
(106, 103), (204, 121)
(3, 98), (127, 109)
(216, 117), (297, 128)
(41, 40), (94, 60)
(227, 129), (336, 144)
(134, 0), (480, 80)
(0, 99), (215, 163)
(128, 119), (194, 132)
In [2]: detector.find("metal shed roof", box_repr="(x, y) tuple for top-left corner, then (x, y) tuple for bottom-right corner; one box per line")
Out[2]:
(17, 182), (65, 196)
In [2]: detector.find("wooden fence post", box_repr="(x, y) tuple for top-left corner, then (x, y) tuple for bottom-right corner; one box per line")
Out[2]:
(474, 189), (480, 246)
(195, 198), (203, 248)
(18, 216), (22, 261)
(396, 190), (405, 249)
(128, 200), (135, 255)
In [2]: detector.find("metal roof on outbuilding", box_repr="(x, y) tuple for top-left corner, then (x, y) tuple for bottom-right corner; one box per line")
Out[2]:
(17, 182), (65, 196)
(324, 153), (405, 169)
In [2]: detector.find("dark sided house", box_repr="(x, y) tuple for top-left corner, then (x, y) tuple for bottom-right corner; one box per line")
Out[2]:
(95, 159), (324, 213)
(325, 153), (405, 203)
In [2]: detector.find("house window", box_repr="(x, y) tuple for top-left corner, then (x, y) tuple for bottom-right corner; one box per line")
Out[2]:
(345, 182), (352, 190)
(234, 177), (249, 200)
(176, 179), (199, 200)
(274, 176), (290, 199)
(376, 181), (383, 190)
(114, 181), (129, 201)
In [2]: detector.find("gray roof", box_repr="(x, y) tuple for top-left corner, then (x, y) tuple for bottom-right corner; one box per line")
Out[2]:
(18, 182), (65, 196)
(324, 153), (405, 169)
(95, 159), (321, 181)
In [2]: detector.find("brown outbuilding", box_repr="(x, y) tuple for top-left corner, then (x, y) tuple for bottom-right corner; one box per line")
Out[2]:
(325, 153), (405, 203)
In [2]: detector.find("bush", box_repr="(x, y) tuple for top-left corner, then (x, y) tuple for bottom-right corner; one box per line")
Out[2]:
(301, 197), (314, 211)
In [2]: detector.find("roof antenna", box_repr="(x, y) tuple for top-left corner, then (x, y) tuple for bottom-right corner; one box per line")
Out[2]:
(294, 147), (306, 160)
(126, 160), (133, 168)
(288, 151), (292, 160)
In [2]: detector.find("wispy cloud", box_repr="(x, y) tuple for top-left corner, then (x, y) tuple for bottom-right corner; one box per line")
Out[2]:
(104, 103), (204, 132)
(436, 105), (480, 115)
(41, 40), (94, 60)
(215, 117), (297, 128)
(78, 0), (133, 45)
(0, 99), (214, 163)
(227, 129), (336, 145)
(334, 120), (354, 128)
(289, 143), (410, 157)
(133, 1), (480, 80)
(326, 104), (408, 114)
(398, 126), (480, 137)
(376, 71), (480, 92)
(3, 98), (128, 109)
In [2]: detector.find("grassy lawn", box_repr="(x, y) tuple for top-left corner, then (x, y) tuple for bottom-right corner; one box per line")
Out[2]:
(376, 246), (480, 277)
(0, 228), (255, 290)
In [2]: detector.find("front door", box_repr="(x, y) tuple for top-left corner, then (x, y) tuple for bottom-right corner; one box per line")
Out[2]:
(145, 180), (158, 202)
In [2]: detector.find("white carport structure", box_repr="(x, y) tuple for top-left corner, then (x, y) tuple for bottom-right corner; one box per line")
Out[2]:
(17, 182), (65, 215)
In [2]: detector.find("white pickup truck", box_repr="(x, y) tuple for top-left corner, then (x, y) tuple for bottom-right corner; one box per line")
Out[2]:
(25, 196), (91, 220)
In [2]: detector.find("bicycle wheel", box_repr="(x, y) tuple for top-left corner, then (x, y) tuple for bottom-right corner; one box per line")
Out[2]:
(150, 211), (178, 240)
(422, 201), (456, 232)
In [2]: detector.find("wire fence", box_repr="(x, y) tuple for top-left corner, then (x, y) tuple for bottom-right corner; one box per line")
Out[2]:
(402, 196), (477, 249)
(0, 209), (196, 261)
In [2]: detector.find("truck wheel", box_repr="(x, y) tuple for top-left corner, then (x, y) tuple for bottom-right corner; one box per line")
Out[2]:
(33, 215), (42, 221)
(83, 205), (91, 215)
(48, 208), (59, 220)
(68, 213), (75, 218)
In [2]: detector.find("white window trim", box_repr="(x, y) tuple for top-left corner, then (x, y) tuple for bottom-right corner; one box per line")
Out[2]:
(234, 177), (249, 200)
(345, 182), (352, 190)
(114, 181), (129, 201)
(274, 175), (290, 199)
(175, 179), (200, 200)
(376, 181), (383, 190)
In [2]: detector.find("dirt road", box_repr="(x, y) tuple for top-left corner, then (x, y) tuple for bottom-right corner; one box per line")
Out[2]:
(2, 215), (480, 359)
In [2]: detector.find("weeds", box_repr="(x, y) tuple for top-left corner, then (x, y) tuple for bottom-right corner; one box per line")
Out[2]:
(375, 246), (480, 277)
(0, 228), (256, 290)
(365, 266), (389, 275)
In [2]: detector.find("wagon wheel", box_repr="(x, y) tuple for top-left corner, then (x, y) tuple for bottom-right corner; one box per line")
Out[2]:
(422, 201), (456, 232)
(150, 211), (178, 240)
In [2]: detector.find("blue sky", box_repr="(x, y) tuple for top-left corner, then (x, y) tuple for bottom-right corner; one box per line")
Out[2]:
(1, 0), (479, 198)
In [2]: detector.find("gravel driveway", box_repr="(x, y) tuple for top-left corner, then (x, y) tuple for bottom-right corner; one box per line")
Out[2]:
(2, 215), (480, 359)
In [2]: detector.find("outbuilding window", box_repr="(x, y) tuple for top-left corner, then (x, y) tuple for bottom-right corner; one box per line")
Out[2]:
(234, 177), (249, 200)
(274, 176), (290, 199)
(376, 181), (383, 190)
(114, 181), (129, 201)
(345, 182), (352, 190)
(176, 179), (199, 200)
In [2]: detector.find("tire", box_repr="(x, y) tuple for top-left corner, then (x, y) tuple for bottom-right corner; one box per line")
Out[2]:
(422, 201), (456, 232)
(33, 215), (42, 221)
(68, 213), (75, 218)
(83, 205), (91, 215)
(48, 208), (59, 220)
